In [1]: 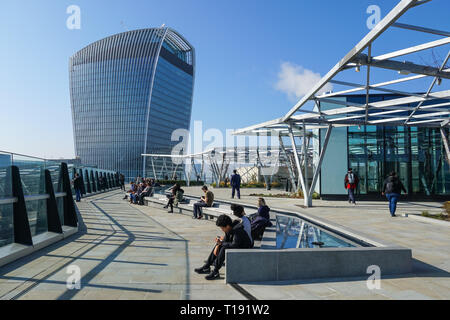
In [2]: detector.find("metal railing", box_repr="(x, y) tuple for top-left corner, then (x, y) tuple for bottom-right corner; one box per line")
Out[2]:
(0, 151), (120, 249)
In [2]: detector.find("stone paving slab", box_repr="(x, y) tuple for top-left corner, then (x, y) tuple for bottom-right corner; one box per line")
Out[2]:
(1, 188), (448, 300)
(182, 186), (450, 300)
(0, 191), (245, 300)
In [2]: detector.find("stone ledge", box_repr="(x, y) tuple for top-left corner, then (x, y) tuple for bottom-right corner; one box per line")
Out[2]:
(225, 246), (413, 283)
(0, 226), (79, 268)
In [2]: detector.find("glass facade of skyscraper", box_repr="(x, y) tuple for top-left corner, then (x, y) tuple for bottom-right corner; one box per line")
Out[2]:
(317, 94), (449, 199)
(70, 28), (194, 180)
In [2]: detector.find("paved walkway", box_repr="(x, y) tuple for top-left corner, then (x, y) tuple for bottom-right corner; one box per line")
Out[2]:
(0, 191), (244, 300)
(0, 188), (448, 300)
(184, 186), (450, 299)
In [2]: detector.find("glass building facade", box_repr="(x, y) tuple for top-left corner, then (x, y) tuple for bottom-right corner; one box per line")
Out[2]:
(70, 28), (195, 180)
(317, 94), (449, 199)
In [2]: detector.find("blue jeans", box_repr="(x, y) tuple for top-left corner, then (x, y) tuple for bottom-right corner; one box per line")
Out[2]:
(75, 188), (81, 202)
(193, 202), (208, 218)
(232, 186), (240, 199)
(386, 193), (400, 216)
(348, 188), (355, 204)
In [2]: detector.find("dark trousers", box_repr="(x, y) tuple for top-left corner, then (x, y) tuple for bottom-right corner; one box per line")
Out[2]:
(348, 188), (356, 204)
(138, 192), (150, 205)
(205, 246), (226, 272)
(75, 188), (81, 202)
(166, 197), (174, 210)
(386, 193), (400, 216)
(193, 202), (208, 218)
(120, 183), (125, 191)
(232, 186), (240, 199)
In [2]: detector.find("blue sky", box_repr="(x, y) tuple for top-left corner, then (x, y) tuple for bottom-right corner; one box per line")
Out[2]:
(0, 0), (449, 158)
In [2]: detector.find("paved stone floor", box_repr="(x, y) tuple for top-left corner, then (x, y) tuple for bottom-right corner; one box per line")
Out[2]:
(0, 188), (448, 300)
(184, 186), (450, 299)
(0, 191), (244, 300)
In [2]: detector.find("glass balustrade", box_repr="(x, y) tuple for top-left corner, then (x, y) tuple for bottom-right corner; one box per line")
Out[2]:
(0, 150), (119, 250)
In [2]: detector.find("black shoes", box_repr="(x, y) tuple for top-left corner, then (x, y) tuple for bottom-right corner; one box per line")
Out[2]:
(194, 266), (211, 274)
(205, 270), (220, 280)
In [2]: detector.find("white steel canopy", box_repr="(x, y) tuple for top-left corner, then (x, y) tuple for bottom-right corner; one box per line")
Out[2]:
(232, 0), (450, 207)
(233, 0), (449, 137)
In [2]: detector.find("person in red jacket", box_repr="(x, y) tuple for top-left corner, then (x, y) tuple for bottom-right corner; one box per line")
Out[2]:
(344, 168), (359, 205)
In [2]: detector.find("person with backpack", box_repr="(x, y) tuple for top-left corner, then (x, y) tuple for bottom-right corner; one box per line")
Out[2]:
(382, 171), (407, 217)
(164, 183), (184, 213)
(344, 168), (359, 205)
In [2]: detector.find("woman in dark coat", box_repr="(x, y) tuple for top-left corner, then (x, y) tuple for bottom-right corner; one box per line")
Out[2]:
(250, 198), (273, 240)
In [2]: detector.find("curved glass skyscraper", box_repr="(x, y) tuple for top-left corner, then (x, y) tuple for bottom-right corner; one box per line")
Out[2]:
(70, 27), (194, 179)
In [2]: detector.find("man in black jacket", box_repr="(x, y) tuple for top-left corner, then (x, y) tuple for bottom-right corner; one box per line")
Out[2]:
(382, 171), (407, 217)
(72, 173), (83, 202)
(195, 215), (252, 280)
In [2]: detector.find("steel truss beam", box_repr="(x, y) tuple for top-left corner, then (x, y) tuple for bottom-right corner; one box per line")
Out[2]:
(282, 0), (419, 121)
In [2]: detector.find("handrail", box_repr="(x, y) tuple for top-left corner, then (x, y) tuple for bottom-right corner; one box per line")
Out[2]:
(55, 192), (67, 198)
(0, 150), (47, 161)
(24, 194), (50, 201)
(0, 197), (18, 205)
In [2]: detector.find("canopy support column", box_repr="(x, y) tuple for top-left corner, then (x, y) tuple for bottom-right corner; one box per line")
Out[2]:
(308, 125), (333, 201)
(441, 127), (450, 166)
(288, 124), (308, 207)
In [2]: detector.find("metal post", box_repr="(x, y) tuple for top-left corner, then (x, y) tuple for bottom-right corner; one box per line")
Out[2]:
(78, 169), (86, 195)
(11, 165), (33, 245)
(441, 127), (450, 166)
(90, 170), (96, 193)
(95, 171), (100, 192)
(303, 124), (310, 204)
(288, 124), (309, 207)
(308, 125), (333, 200)
(61, 163), (78, 227)
(278, 135), (297, 191)
(85, 169), (91, 194)
(44, 169), (63, 234)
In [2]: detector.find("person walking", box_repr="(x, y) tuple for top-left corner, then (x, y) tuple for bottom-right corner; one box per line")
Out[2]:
(344, 168), (359, 205)
(230, 170), (241, 199)
(119, 173), (125, 191)
(72, 173), (83, 202)
(382, 171), (407, 217)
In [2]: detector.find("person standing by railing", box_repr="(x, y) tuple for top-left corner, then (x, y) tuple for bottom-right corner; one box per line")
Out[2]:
(72, 173), (83, 202)
(119, 173), (125, 191)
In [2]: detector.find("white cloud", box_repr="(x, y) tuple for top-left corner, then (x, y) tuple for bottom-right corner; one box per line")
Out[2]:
(275, 62), (333, 101)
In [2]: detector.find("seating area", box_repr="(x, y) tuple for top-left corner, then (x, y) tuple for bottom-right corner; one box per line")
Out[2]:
(142, 192), (273, 249)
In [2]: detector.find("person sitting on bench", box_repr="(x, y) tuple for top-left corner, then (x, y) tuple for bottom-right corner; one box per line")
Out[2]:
(137, 182), (153, 206)
(230, 204), (253, 246)
(193, 186), (214, 219)
(125, 181), (137, 200)
(250, 198), (273, 240)
(194, 214), (252, 280)
(164, 183), (184, 213)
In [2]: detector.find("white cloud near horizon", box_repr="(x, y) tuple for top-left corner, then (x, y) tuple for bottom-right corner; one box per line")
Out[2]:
(274, 62), (333, 101)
